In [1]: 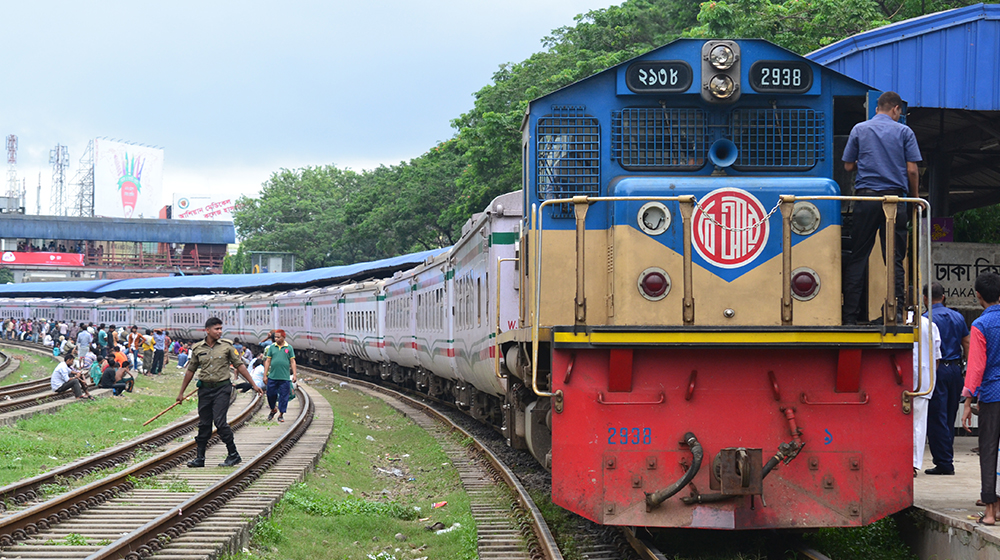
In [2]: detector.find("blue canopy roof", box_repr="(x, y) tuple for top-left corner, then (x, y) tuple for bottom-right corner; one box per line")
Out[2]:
(0, 247), (450, 298)
(808, 4), (1000, 110)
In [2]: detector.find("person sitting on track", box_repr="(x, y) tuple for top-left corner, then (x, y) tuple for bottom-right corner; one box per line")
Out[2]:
(112, 345), (129, 368)
(51, 355), (92, 400)
(98, 361), (135, 395)
(234, 356), (266, 393)
(89, 354), (106, 386)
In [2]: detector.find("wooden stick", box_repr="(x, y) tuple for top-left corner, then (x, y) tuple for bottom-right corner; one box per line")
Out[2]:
(143, 388), (197, 426)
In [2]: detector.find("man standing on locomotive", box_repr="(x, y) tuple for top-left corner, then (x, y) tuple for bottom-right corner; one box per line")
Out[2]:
(962, 272), (1000, 525)
(177, 317), (263, 468)
(924, 282), (970, 475)
(841, 91), (921, 325)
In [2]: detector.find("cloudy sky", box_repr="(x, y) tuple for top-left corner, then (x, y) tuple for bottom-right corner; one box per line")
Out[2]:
(1, 0), (615, 216)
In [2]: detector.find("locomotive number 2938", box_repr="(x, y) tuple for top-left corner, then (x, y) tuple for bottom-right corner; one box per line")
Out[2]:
(749, 60), (813, 94)
(608, 427), (652, 445)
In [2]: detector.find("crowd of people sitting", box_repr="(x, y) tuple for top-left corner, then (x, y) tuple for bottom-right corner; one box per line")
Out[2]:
(22, 320), (266, 402)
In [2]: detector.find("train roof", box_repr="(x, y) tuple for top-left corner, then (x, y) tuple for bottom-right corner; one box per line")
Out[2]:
(808, 3), (1000, 110)
(0, 247), (450, 298)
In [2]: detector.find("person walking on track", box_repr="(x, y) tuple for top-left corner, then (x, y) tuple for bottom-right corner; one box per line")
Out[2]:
(176, 317), (262, 468)
(263, 329), (297, 423)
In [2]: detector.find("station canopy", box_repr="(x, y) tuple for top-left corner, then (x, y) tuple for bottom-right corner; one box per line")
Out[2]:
(0, 247), (450, 298)
(808, 4), (1000, 215)
(0, 214), (236, 244)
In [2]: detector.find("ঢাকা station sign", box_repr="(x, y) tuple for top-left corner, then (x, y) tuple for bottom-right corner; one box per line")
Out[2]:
(1, 252), (85, 267)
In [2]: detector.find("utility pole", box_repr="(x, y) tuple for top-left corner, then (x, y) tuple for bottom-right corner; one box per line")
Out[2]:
(5, 135), (18, 212)
(49, 144), (69, 216)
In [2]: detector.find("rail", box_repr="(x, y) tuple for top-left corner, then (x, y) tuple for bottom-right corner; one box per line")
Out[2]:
(301, 365), (563, 560)
(0, 389), (264, 547)
(528, 194), (932, 405)
(90, 388), (307, 559)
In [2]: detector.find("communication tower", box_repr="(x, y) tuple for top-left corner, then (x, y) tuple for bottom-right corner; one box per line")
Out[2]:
(49, 144), (69, 216)
(70, 140), (95, 217)
(4, 135), (20, 213)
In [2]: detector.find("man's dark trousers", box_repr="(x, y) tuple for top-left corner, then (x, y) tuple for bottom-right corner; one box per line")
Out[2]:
(980, 401), (1000, 504)
(151, 349), (164, 374)
(927, 362), (963, 472)
(842, 192), (908, 323)
(195, 382), (236, 450)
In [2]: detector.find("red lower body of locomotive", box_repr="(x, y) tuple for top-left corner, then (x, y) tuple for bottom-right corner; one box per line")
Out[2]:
(550, 345), (911, 529)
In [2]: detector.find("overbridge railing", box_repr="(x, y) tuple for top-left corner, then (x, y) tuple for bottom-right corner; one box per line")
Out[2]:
(527, 194), (933, 404)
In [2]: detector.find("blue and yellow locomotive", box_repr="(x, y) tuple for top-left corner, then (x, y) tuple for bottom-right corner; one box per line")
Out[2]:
(503, 39), (931, 529)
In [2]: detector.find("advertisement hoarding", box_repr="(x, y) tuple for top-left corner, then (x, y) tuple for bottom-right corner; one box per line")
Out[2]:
(1, 252), (85, 267)
(93, 139), (164, 219)
(172, 194), (236, 221)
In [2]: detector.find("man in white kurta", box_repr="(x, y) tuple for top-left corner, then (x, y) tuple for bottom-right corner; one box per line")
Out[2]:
(914, 314), (942, 474)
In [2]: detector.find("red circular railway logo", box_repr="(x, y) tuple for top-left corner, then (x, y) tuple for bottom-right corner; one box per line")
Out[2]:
(692, 188), (769, 269)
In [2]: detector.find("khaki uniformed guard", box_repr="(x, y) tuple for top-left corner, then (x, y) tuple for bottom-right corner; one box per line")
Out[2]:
(177, 317), (263, 467)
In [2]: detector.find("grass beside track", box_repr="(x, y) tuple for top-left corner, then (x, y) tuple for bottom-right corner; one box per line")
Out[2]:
(0, 367), (196, 486)
(223, 382), (477, 560)
(0, 349), (61, 386)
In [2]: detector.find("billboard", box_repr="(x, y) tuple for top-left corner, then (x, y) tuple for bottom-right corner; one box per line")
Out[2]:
(1, 252), (85, 267)
(93, 139), (164, 219)
(172, 194), (236, 221)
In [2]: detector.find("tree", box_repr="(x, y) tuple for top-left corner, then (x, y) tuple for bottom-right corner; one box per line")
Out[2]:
(451, 0), (702, 219)
(232, 141), (466, 269)
(233, 165), (363, 269)
(0, 267), (12, 284)
(954, 205), (1000, 244)
(223, 245), (251, 274)
(686, 0), (978, 54)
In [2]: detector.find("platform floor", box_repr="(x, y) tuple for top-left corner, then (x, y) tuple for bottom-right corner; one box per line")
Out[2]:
(914, 435), (1000, 557)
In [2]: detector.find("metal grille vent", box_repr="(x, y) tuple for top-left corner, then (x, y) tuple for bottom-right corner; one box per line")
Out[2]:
(730, 109), (824, 170)
(537, 106), (599, 218)
(611, 108), (707, 169)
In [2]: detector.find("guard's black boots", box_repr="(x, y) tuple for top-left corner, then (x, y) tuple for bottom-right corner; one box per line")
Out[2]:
(187, 445), (207, 468)
(219, 452), (242, 467)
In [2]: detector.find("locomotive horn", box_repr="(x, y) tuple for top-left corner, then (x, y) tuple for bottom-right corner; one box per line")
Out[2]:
(708, 138), (738, 168)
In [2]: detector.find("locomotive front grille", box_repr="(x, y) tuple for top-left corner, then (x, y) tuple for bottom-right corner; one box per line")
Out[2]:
(611, 108), (707, 170)
(730, 108), (824, 170)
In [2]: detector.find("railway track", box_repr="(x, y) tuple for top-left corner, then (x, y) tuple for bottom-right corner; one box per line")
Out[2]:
(300, 365), (565, 560)
(0, 374), (334, 559)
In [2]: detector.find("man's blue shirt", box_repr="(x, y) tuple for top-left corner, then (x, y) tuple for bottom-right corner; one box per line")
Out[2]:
(925, 302), (969, 361)
(842, 113), (922, 193)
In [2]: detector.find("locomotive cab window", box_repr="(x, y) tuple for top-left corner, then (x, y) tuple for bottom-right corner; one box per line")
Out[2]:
(536, 106), (599, 217)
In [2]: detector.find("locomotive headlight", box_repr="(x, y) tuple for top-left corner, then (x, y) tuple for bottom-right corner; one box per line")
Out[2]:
(708, 74), (737, 99)
(791, 267), (821, 301)
(790, 202), (821, 235)
(638, 267), (671, 301)
(701, 41), (741, 103)
(709, 45), (737, 70)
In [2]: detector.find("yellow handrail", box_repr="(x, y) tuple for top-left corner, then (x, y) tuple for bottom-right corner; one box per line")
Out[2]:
(495, 257), (517, 380)
(530, 195), (695, 398)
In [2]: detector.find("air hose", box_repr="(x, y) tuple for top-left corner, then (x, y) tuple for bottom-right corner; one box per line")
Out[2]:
(645, 432), (702, 509)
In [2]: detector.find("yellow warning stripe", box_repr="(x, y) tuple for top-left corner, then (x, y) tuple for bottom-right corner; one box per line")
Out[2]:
(553, 330), (914, 346)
